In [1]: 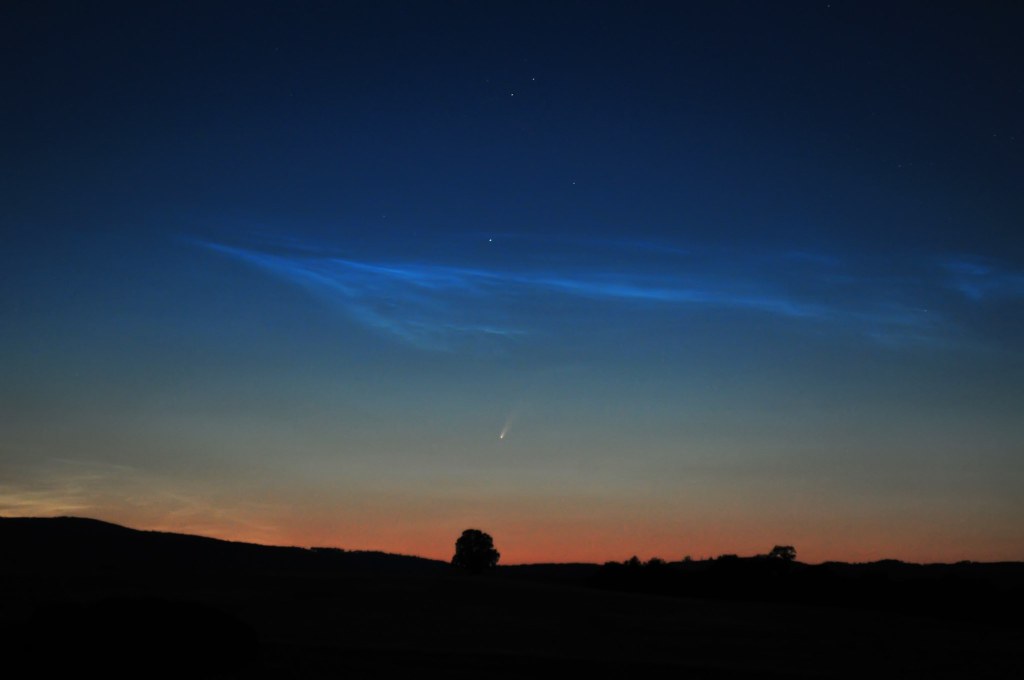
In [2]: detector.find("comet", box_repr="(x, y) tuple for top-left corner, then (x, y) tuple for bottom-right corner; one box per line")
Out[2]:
(499, 411), (517, 440)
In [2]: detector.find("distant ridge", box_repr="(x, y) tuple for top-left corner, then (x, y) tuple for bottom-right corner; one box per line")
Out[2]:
(0, 515), (449, 577)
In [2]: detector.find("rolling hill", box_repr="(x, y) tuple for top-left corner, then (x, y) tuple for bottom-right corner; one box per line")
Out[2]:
(1, 516), (1020, 678)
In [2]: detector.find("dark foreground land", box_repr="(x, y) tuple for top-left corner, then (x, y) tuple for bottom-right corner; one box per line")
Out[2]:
(1, 517), (1021, 678)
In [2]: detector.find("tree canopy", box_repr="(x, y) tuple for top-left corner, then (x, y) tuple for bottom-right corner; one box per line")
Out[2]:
(768, 545), (797, 561)
(451, 529), (500, 573)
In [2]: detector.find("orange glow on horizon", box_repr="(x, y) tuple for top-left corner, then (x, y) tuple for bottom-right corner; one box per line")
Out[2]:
(42, 509), (1023, 567)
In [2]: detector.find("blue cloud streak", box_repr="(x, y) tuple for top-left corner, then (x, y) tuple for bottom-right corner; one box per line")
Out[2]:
(941, 257), (1024, 301)
(198, 238), (996, 351)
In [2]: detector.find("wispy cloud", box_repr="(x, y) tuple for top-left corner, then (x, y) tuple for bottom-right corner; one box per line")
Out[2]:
(0, 459), (137, 516)
(941, 257), (1024, 301)
(0, 458), (283, 543)
(202, 242), (525, 349)
(195, 236), (1007, 351)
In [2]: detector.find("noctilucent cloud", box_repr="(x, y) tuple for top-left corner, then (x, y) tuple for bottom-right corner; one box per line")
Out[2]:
(3, 2), (1023, 563)
(199, 235), (1019, 352)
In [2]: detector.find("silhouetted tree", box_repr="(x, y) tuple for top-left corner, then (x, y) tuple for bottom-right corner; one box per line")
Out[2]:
(452, 529), (500, 573)
(768, 545), (796, 561)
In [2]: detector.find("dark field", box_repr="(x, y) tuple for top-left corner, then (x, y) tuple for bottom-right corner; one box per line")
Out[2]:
(2, 517), (1020, 678)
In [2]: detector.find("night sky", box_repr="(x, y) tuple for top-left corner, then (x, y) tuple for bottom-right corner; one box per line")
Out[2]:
(3, 1), (1022, 563)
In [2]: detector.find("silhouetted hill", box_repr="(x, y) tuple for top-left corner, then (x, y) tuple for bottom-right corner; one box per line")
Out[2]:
(2, 517), (1022, 678)
(0, 516), (448, 579)
(499, 553), (1024, 627)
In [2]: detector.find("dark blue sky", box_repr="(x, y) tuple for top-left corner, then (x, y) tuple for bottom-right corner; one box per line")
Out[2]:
(3, 1), (1022, 562)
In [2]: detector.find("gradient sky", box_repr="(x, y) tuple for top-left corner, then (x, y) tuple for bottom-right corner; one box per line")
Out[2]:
(3, 1), (1023, 564)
